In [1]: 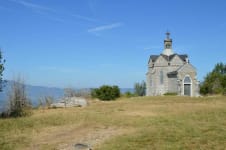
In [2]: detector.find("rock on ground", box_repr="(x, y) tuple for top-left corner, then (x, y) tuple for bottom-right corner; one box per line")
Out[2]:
(51, 97), (88, 108)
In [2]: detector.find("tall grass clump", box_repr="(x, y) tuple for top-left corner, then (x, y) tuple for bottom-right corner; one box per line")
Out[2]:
(3, 77), (32, 117)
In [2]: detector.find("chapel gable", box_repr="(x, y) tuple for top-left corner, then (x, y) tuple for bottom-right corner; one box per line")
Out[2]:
(154, 55), (168, 66)
(177, 63), (196, 74)
(170, 54), (186, 66)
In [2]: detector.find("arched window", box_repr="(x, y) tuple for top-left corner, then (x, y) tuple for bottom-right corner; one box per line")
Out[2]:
(184, 76), (191, 84)
(160, 71), (164, 84)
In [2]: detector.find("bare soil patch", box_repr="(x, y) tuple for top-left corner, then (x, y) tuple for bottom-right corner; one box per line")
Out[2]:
(29, 125), (129, 150)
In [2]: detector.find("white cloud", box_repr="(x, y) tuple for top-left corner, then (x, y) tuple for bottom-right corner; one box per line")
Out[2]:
(8, 0), (98, 23)
(88, 22), (123, 33)
(9, 0), (54, 12)
(8, 0), (66, 22)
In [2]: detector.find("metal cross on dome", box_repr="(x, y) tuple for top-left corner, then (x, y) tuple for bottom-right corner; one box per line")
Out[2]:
(166, 31), (170, 39)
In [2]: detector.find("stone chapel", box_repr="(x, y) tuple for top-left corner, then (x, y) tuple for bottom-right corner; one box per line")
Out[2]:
(146, 32), (199, 96)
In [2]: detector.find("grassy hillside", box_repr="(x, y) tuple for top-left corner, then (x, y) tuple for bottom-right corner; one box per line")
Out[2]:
(0, 96), (226, 150)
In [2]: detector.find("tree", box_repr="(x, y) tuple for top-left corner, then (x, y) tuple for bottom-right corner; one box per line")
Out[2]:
(0, 50), (5, 92)
(7, 77), (32, 117)
(200, 62), (226, 95)
(134, 81), (146, 96)
(212, 62), (226, 75)
(91, 85), (120, 101)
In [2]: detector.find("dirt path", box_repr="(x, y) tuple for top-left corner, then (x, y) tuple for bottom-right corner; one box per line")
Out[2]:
(29, 125), (128, 150)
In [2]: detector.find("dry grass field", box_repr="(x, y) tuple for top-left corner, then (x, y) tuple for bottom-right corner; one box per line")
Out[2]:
(1, 96), (226, 150)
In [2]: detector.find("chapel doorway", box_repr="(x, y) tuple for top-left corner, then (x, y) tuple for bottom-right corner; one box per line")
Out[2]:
(184, 76), (191, 96)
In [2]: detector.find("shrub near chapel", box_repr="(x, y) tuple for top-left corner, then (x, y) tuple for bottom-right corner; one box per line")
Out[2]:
(91, 85), (120, 101)
(200, 62), (226, 95)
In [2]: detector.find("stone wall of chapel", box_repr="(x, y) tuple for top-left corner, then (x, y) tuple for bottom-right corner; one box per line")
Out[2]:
(168, 66), (180, 72)
(147, 62), (185, 96)
(146, 71), (152, 96)
(154, 56), (168, 67)
(170, 55), (185, 66)
(146, 67), (156, 96)
(168, 75), (178, 93)
(152, 66), (168, 95)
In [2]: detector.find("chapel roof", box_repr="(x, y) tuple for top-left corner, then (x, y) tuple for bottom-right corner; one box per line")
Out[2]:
(149, 53), (188, 63)
(148, 33), (188, 64)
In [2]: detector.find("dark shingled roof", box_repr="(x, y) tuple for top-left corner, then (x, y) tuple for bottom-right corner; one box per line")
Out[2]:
(150, 55), (159, 62)
(177, 54), (188, 62)
(148, 53), (188, 63)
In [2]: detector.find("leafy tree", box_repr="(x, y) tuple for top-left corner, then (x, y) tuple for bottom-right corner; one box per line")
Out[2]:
(134, 81), (146, 96)
(0, 50), (5, 92)
(91, 85), (120, 101)
(200, 62), (226, 95)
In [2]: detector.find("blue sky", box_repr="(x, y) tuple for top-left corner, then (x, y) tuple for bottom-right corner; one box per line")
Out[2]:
(0, 0), (226, 88)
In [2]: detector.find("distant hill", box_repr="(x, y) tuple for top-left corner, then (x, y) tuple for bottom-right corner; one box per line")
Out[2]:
(0, 81), (133, 112)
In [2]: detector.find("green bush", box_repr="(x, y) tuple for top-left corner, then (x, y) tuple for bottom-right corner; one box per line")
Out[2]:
(91, 85), (120, 101)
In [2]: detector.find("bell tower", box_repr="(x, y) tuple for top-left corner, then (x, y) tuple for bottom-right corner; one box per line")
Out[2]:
(162, 32), (174, 56)
(164, 32), (172, 49)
